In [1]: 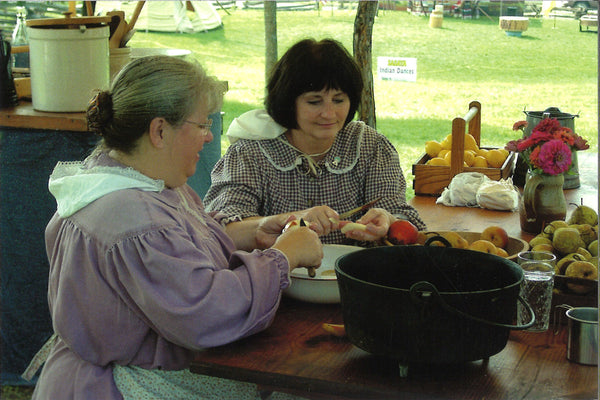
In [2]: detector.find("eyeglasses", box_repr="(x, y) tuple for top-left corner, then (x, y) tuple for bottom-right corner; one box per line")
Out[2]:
(184, 119), (213, 135)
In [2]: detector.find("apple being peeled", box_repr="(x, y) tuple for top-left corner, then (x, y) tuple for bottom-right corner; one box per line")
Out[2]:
(481, 226), (509, 249)
(387, 220), (419, 245)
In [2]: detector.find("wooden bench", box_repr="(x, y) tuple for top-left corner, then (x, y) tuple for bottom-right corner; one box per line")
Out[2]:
(580, 13), (598, 32)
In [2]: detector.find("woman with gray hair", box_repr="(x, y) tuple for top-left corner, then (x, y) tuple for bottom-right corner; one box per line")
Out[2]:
(27, 55), (322, 399)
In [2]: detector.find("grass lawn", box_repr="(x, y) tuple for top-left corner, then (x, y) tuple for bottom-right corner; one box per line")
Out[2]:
(127, 6), (598, 198)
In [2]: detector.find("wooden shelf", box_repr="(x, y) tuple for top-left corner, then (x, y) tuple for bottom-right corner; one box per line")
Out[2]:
(0, 101), (88, 132)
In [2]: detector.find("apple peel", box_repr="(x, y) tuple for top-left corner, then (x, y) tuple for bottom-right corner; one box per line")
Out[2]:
(322, 323), (346, 337)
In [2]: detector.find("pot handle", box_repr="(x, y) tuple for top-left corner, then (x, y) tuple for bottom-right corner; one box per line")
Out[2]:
(409, 281), (536, 330)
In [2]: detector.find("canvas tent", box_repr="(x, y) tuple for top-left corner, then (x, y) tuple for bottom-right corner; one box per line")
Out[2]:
(96, 1), (222, 33)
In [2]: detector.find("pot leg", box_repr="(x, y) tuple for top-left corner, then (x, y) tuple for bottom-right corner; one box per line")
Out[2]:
(398, 364), (409, 378)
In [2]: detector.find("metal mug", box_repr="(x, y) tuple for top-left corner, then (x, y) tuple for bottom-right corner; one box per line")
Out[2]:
(555, 305), (598, 366)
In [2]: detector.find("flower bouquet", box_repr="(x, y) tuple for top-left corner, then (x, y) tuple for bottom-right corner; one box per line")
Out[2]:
(507, 118), (590, 233)
(506, 118), (589, 176)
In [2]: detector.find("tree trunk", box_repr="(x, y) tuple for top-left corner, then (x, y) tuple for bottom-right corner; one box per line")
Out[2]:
(353, 1), (378, 129)
(264, 1), (278, 95)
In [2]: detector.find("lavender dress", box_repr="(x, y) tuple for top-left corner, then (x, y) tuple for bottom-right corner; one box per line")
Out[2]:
(31, 152), (291, 400)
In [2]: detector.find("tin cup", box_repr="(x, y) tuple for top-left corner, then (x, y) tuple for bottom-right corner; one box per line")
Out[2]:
(566, 307), (598, 365)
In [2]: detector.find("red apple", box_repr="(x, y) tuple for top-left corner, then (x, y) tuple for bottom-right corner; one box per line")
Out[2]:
(387, 220), (419, 245)
(481, 226), (509, 249)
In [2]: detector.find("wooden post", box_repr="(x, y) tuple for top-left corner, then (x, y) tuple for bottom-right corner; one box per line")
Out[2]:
(353, 1), (378, 129)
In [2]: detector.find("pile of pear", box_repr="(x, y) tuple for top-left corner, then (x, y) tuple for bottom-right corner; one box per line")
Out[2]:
(528, 203), (599, 295)
(424, 133), (510, 168)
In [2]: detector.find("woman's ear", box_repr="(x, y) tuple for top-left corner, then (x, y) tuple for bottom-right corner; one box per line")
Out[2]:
(148, 117), (166, 148)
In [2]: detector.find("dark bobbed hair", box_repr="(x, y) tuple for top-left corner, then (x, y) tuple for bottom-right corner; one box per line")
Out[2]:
(265, 38), (363, 129)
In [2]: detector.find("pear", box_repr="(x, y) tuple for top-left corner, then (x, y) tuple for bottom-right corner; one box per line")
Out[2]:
(576, 247), (593, 260)
(573, 224), (598, 246)
(556, 253), (587, 275)
(565, 261), (598, 294)
(588, 239), (598, 257)
(529, 235), (552, 248)
(543, 220), (569, 236)
(567, 202), (598, 226)
(552, 227), (585, 256)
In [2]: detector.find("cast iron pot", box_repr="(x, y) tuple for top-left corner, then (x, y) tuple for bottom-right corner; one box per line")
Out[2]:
(335, 245), (535, 365)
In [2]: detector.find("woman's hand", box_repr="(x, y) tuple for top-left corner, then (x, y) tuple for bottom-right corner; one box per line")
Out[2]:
(341, 207), (395, 242)
(296, 206), (340, 236)
(271, 225), (323, 271)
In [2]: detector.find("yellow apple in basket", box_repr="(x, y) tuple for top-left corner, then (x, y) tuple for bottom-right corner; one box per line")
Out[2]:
(468, 239), (498, 254)
(481, 226), (509, 249)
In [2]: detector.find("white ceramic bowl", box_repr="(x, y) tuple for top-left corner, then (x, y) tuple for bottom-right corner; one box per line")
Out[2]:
(283, 244), (363, 304)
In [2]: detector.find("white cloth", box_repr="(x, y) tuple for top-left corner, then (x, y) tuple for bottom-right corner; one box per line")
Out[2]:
(437, 172), (519, 211)
(226, 109), (286, 144)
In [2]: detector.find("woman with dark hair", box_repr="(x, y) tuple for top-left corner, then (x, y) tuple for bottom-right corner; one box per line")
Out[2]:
(205, 38), (425, 244)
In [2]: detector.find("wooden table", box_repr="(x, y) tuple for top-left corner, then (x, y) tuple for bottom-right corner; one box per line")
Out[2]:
(192, 297), (597, 400)
(191, 152), (598, 399)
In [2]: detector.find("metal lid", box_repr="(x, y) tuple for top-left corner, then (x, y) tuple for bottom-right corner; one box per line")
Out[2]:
(523, 107), (579, 120)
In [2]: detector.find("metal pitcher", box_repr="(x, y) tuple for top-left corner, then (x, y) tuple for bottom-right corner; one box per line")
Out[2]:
(514, 107), (580, 189)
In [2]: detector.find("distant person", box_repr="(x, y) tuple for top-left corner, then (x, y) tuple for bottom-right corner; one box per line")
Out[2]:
(26, 55), (322, 400)
(205, 38), (425, 244)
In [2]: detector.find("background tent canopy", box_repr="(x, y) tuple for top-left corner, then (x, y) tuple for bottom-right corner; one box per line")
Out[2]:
(96, 1), (222, 33)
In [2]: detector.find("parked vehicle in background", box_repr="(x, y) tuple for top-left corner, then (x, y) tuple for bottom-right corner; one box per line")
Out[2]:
(564, 1), (599, 11)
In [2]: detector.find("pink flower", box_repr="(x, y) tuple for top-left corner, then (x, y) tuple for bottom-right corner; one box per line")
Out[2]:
(506, 117), (588, 176)
(553, 127), (575, 146)
(573, 134), (590, 150)
(535, 140), (572, 175)
(505, 140), (520, 152)
(533, 118), (562, 134)
(513, 121), (528, 131)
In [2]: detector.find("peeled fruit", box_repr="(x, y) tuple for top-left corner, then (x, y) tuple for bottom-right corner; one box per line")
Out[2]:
(283, 218), (305, 232)
(387, 220), (419, 245)
(552, 227), (585, 255)
(588, 239), (598, 257)
(565, 261), (598, 294)
(481, 226), (509, 249)
(340, 222), (367, 234)
(322, 323), (346, 337)
(567, 202), (598, 226)
(468, 239), (498, 254)
(425, 140), (442, 158)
